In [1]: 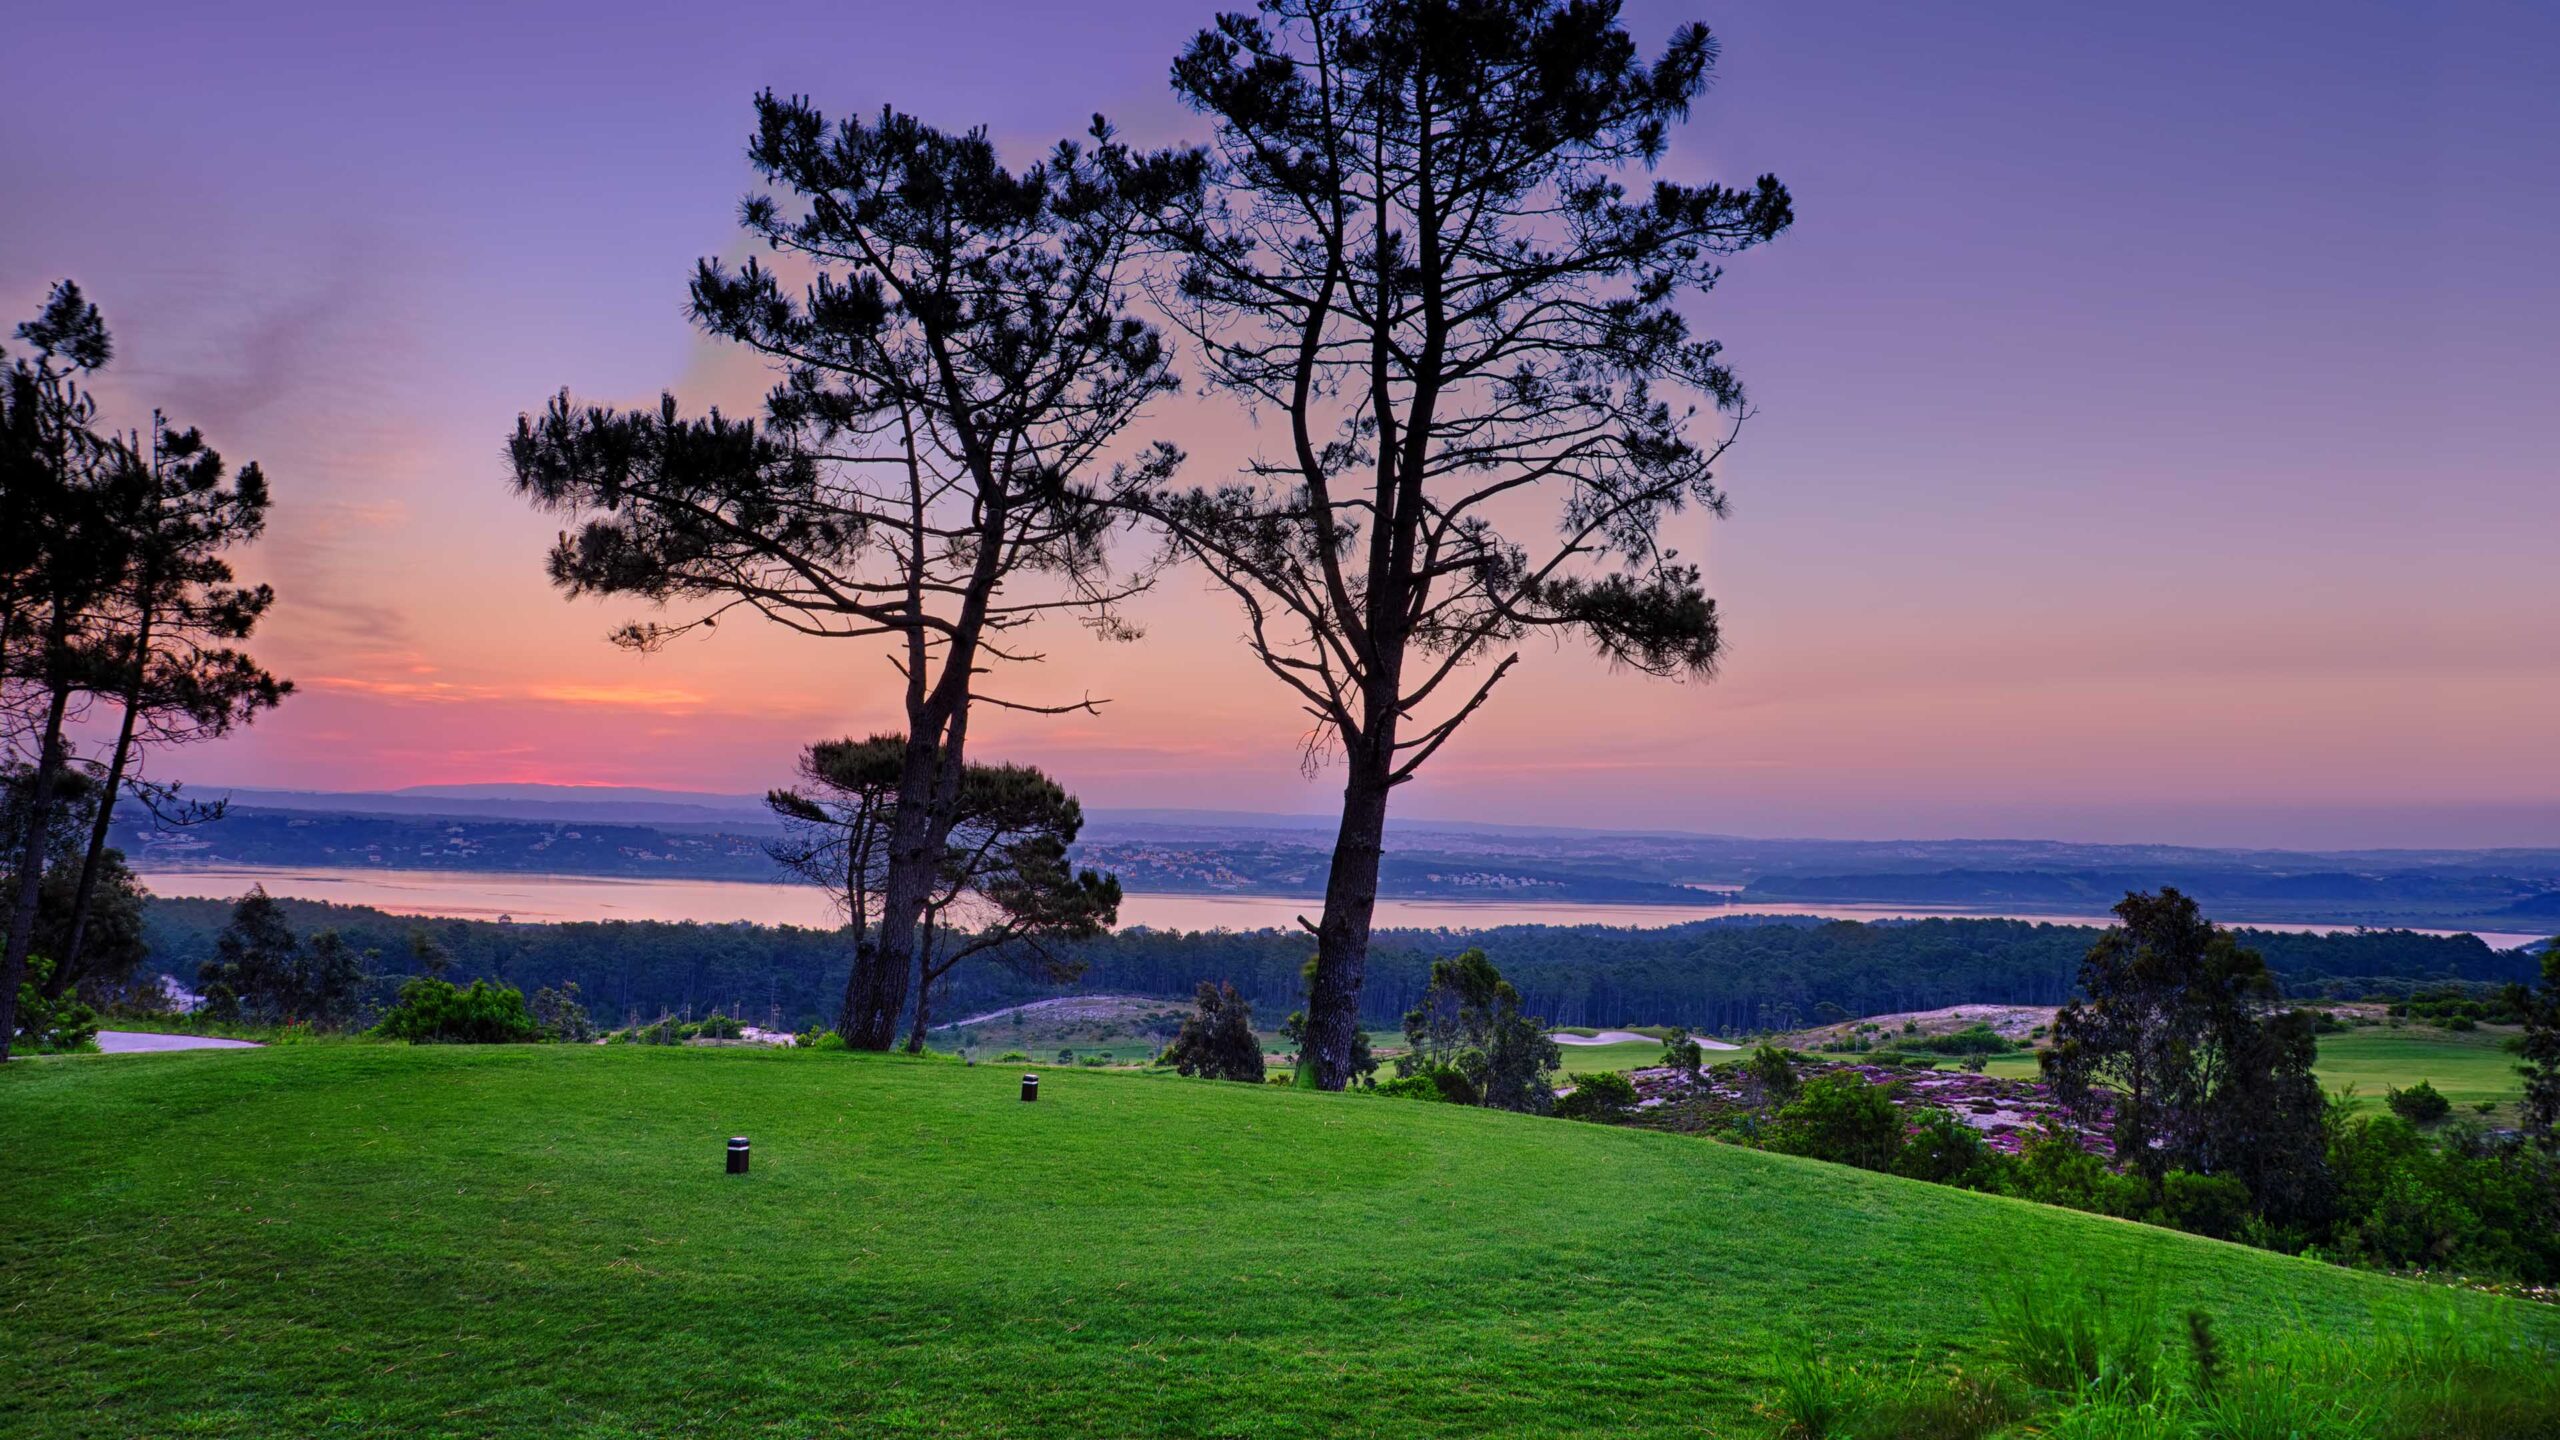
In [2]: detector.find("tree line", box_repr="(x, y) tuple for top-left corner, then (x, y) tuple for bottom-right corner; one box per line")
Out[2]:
(132, 894), (2526, 1038)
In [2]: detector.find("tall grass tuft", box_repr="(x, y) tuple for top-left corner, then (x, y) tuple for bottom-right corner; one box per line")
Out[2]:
(2184, 1307), (2225, 1395)
(1763, 1359), (1863, 1439)
(1998, 1282), (2162, 1401)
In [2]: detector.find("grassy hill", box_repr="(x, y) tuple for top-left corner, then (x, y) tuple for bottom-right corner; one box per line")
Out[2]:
(4, 1046), (2552, 1437)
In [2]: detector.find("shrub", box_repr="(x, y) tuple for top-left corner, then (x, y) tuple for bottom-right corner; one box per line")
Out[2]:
(12, 954), (100, 1054)
(1894, 1108), (1998, 1187)
(1371, 1070), (1462, 1103)
(1996, 1130), (2148, 1219)
(1746, 1043), (1800, 1104)
(371, 978), (540, 1045)
(2154, 1170), (2252, 1241)
(1556, 1070), (1637, 1121)
(528, 982), (594, 1042)
(1768, 1073), (1904, 1172)
(2385, 1080), (2452, 1127)
(1908, 1023), (2011, 1056)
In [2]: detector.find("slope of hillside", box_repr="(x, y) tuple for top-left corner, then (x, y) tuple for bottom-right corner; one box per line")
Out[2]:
(3, 1046), (2549, 1437)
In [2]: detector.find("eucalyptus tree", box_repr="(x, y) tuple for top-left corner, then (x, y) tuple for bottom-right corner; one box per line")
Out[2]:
(767, 735), (1119, 1047)
(512, 94), (1178, 1049)
(1121, 0), (1792, 1085)
(2043, 888), (2327, 1218)
(56, 415), (288, 986)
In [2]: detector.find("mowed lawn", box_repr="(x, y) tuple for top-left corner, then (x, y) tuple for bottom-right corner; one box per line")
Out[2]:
(2312, 1026), (2533, 1117)
(3, 1046), (2550, 1439)
(1551, 1039), (1677, 1075)
(1979, 1024), (2528, 1118)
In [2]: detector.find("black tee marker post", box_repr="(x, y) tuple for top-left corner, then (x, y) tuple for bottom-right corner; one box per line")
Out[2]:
(726, 1136), (750, 1175)
(1020, 1073), (1039, 1102)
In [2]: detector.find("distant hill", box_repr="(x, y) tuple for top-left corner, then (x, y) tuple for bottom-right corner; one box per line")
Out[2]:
(206, 786), (778, 829)
(2495, 890), (2560, 919)
(138, 784), (2560, 931)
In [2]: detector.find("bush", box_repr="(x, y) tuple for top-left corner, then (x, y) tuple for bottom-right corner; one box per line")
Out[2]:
(1995, 1130), (2148, 1220)
(1556, 1070), (1638, 1121)
(1746, 1043), (1800, 1104)
(2386, 1080), (2452, 1127)
(1372, 1068), (1472, 1104)
(371, 978), (540, 1045)
(2154, 1170), (2252, 1241)
(1768, 1073), (1904, 1172)
(12, 954), (100, 1054)
(528, 982), (594, 1042)
(1908, 1023), (2012, 1056)
(1894, 1108), (1998, 1187)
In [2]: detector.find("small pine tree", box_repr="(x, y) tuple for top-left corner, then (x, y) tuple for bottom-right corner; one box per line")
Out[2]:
(1163, 981), (1265, 1083)
(1747, 1044), (1800, 1106)
(1661, 1029), (1705, 1081)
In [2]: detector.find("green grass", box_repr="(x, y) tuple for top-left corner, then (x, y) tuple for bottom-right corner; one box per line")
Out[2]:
(1980, 1024), (2528, 1118)
(1551, 1039), (1670, 1074)
(3, 1045), (2550, 1438)
(2306, 1025), (2530, 1118)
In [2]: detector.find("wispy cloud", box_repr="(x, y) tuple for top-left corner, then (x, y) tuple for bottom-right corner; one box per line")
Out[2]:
(529, 683), (711, 710)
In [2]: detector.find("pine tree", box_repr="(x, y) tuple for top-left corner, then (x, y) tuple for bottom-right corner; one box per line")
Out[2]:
(1, 282), (131, 1059)
(767, 737), (1119, 1048)
(1164, 981), (1267, 1082)
(1118, 0), (1790, 1085)
(511, 97), (1177, 1049)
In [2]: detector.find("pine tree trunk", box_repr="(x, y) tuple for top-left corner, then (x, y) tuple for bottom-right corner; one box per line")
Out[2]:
(904, 970), (936, 1054)
(0, 677), (75, 1061)
(849, 728), (948, 1049)
(1302, 742), (1395, 1090)
(58, 608), (150, 996)
(835, 937), (872, 1042)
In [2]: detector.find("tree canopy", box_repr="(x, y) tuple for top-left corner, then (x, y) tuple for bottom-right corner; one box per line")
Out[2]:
(510, 95), (1176, 1049)
(1119, 0), (1791, 1086)
(768, 736), (1119, 1048)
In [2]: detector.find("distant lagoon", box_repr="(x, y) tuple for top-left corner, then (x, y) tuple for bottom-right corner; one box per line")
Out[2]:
(133, 864), (2552, 948)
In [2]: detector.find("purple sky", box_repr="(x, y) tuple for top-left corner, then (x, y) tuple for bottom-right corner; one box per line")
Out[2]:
(4, 1), (2554, 847)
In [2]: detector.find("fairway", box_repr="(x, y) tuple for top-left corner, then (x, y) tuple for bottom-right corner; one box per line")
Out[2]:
(1981, 1024), (2529, 1118)
(2312, 1026), (2533, 1117)
(1551, 1039), (1672, 1075)
(5, 1046), (2549, 1438)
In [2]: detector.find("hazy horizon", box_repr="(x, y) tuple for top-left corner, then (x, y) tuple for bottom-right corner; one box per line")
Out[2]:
(166, 778), (2560, 854)
(9, 0), (2555, 851)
